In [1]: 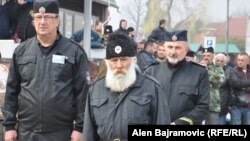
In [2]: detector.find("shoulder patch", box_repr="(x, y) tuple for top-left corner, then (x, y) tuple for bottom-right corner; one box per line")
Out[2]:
(191, 61), (206, 68)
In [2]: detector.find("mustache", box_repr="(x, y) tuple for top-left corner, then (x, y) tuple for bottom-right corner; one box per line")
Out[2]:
(114, 69), (126, 75)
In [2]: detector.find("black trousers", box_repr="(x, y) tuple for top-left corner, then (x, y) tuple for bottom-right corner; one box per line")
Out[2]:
(18, 128), (72, 141)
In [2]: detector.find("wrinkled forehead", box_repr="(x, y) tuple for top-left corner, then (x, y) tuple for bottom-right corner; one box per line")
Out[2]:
(216, 55), (226, 61)
(202, 52), (213, 56)
(237, 54), (249, 61)
(33, 13), (57, 16)
(107, 56), (133, 61)
(165, 41), (188, 48)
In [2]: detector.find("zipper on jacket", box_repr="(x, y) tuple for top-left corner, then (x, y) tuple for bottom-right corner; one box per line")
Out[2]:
(39, 54), (46, 130)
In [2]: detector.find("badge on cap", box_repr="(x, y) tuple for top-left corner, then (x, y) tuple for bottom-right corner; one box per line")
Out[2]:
(39, 7), (46, 13)
(106, 29), (110, 32)
(172, 35), (177, 41)
(115, 46), (122, 54)
(205, 49), (208, 52)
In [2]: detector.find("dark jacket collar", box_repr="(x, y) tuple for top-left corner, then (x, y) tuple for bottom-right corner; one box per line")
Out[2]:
(235, 64), (250, 72)
(166, 59), (186, 69)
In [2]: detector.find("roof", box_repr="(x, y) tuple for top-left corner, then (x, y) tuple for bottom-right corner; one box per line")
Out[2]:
(93, 0), (118, 8)
(208, 17), (249, 38)
(189, 43), (241, 53)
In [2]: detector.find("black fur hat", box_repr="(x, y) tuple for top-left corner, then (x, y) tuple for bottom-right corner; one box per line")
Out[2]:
(106, 33), (136, 59)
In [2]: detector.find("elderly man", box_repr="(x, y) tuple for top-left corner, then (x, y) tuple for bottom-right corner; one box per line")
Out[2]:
(144, 30), (210, 125)
(2, 0), (88, 141)
(213, 53), (232, 125)
(83, 33), (171, 141)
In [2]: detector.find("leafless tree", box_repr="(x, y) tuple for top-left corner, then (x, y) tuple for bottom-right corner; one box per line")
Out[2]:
(120, 0), (147, 40)
(232, 8), (250, 18)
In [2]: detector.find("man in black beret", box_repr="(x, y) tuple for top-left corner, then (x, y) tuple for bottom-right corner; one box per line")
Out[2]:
(202, 46), (214, 54)
(3, 0), (89, 141)
(145, 30), (210, 125)
(102, 25), (113, 47)
(83, 33), (171, 141)
(104, 25), (113, 34)
(185, 50), (195, 62)
(127, 26), (135, 38)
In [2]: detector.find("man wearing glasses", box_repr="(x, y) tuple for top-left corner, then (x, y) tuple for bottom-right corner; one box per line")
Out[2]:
(2, 0), (88, 141)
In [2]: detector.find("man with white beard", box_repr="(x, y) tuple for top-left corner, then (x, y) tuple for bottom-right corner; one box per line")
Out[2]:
(144, 30), (210, 125)
(83, 33), (171, 141)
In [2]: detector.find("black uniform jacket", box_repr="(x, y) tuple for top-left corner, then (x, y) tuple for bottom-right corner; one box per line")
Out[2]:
(144, 60), (210, 125)
(84, 73), (171, 141)
(3, 35), (88, 132)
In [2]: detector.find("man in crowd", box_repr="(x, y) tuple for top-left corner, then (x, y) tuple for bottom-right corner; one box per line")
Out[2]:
(84, 33), (171, 141)
(155, 42), (166, 62)
(200, 47), (224, 125)
(2, 0), (88, 140)
(144, 30), (210, 125)
(137, 39), (157, 71)
(213, 53), (232, 125)
(185, 50), (195, 62)
(136, 39), (145, 53)
(229, 52), (250, 125)
(148, 19), (170, 42)
(127, 27), (135, 39)
(114, 19), (127, 35)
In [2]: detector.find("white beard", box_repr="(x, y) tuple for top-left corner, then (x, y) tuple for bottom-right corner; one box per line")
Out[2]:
(167, 57), (179, 65)
(105, 60), (137, 93)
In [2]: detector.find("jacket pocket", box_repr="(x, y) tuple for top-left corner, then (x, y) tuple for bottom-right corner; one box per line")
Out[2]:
(128, 96), (151, 124)
(178, 85), (198, 108)
(91, 97), (108, 125)
(17, 56), (36, 81)
(178, 85), (198, 96)
(52, 56), (75, 80)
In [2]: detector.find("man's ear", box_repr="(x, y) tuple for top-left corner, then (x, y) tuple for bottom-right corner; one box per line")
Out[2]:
(57, 18), (60, 28)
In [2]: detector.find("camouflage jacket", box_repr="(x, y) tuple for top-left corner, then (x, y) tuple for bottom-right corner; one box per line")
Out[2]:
(207, 64), (225, 112)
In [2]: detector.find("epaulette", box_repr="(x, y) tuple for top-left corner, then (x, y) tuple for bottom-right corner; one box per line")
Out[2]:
(144, 74), (161, 86)
(143, 61), (160, 70)
(69, 39), (84, 51)
(190, 61), (206, 68)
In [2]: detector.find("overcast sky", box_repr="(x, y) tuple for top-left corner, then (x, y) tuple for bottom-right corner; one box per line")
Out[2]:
(109, 0), (250, 30)
(207, 0), (250, 21)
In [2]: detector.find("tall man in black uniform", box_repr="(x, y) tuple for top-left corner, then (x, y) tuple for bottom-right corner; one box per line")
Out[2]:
(144, 30), (210, 125)
(83, 33), (171, 141)
(2, 0), (88, 141)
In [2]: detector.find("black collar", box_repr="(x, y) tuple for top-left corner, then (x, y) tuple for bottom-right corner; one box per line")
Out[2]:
(167, 59), (186, 69)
